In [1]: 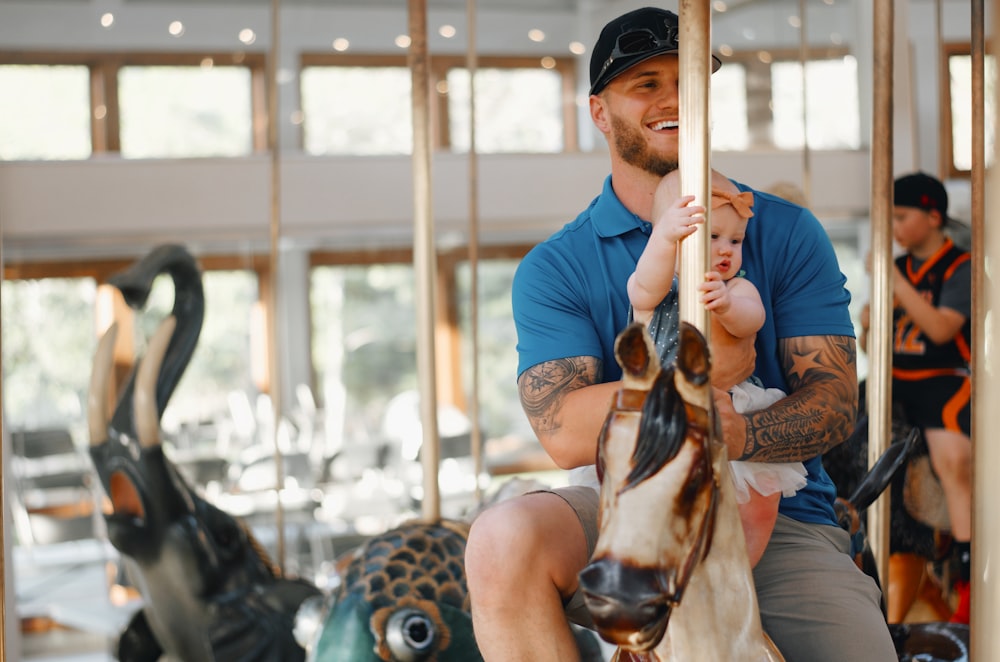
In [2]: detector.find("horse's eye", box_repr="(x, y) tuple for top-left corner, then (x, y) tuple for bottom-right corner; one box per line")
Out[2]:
(676, 458), (708, 516)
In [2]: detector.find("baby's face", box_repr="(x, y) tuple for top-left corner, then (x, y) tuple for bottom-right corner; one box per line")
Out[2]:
(709, 206), (747, 279)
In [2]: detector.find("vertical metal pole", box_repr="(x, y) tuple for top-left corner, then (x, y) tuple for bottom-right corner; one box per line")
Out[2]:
(0, 284), (7, 662)
(798, 0), (811, 204)
(867, 0), (894, 590)
(465, 0), (483, 502)
(970, 0), (989, 650)
(677, 0), (711, 333)
(408, 0), (441, 522)
(267, 0), (286, 572)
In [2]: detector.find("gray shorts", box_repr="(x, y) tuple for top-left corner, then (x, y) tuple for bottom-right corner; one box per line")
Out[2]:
(753, 515), (897, 662)
(545, 485), (600, 629)
(551, 487), (897, 662)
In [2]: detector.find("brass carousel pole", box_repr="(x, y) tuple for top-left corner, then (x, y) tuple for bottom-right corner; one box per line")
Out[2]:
(408, 0), (442, 522)
(867, 0), (894, 589)
(266, 0), (286, 570)
(677, 0), (712, 333)
(798, 0), (811, 204)
(971, 0), (991, 651)
(1, 273), (7, 662)
(465, 0), (484, 502)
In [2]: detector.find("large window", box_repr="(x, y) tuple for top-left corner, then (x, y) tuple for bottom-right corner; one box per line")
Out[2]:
(1, 277), (98, 431)
(2, 259), (263, 442)
(310, 260), (419, 459)
(308, 246), (535, 476)
(455, 257), (529, 442)
(118, 64), (256, 159)
(446, 66), (565, 153)
(710, 62), (750, 151)
(942, 45), (996, 177)
(300, 54), (577, 156)
(300, 64), (412, 156)
(138, 268), (261, 431)
(771, 56), (860, 150)
(0, 64), (93, 160)
(0, 53), (266, 159)
(711, 49), (860, 152)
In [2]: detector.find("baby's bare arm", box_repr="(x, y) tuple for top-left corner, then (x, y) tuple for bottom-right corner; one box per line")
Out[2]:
(629, 194), (703, 315)
(703, 276), (764, 339)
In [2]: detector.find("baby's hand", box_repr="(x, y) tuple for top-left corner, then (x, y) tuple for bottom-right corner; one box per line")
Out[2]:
(700, 271), (730, 313)
(651, 194), (704, 244)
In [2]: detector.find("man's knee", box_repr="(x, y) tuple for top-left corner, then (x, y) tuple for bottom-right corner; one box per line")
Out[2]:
(467, 500), (531, 587)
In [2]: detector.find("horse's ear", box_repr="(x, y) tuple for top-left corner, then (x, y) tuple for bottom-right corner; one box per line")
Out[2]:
(615, 322), (652, 378)
(676, 323), (710, 386)
(614, 322), (661, 390)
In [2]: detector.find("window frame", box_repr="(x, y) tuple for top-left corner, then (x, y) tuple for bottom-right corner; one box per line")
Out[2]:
(939, 41), (994, 180)
(307, 243), (532, 412)
(712, 46), (855, 151)
(298, 52), (579, 153)
(0, 51), (268, 156)
(3, 253), (271, 404)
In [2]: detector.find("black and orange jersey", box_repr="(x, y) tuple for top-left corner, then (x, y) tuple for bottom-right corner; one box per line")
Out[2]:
(892, 238), (971, 375)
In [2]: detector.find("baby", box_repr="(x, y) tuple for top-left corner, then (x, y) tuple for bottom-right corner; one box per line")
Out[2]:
(628, 168), (807, 563)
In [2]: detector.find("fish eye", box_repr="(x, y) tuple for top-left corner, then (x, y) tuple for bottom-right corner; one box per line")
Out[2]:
(386, 607), (437, 661)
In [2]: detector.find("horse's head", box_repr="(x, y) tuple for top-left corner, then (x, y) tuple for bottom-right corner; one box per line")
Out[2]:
(578, 322), (719, 651)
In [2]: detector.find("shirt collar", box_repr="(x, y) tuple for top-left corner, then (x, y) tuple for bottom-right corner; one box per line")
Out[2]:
(591, 175), (649, 238)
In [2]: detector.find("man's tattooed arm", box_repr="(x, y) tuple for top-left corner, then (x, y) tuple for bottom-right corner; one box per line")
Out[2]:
(740, 335), (858, 463)
(518, 356), (602, 438)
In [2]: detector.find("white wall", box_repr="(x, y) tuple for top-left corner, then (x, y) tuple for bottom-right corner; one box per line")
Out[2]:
(0, 0), (983, 407)
(0, 0), (982, 258)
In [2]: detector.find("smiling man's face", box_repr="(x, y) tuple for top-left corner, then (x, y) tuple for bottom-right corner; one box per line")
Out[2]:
(600, 54), (682, 177)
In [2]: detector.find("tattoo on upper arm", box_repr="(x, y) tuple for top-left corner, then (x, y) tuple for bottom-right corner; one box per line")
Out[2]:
(518, 357), (602, 434)
(743, 336), (858, 462)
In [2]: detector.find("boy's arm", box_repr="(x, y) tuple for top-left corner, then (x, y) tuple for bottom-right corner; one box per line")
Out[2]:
(893, 268), (966, 344)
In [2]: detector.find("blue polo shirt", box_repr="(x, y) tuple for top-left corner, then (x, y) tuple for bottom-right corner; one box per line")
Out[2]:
(512, 175), (856, 526)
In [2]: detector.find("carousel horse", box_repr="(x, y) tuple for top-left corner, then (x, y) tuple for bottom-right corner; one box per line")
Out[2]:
(578, 321), (783, 662)
(579, 321), (968, 662)
(87, 245), (321, 661)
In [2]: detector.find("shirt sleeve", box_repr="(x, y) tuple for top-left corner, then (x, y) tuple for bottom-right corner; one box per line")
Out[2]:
(939, 258), (971, 319)
(512, 244), (606, 379)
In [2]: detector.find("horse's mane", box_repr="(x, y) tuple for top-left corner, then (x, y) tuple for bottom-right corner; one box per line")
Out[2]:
(622, 366), (688, 492)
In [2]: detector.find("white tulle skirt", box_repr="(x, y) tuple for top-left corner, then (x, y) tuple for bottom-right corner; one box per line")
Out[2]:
(728, 381), (807, 504)
(569, 379), (808, 503)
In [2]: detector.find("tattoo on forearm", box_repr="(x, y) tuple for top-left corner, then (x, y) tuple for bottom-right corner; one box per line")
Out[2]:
(743, 336), (858, 462)
(519, 357), (602, 434)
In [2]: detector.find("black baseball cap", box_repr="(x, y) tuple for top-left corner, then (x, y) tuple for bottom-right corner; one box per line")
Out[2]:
(894, 172), (950, 226)
(589, 7), (723, 96)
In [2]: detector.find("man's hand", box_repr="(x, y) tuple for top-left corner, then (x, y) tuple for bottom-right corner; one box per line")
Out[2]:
(713, 387), (748, 460)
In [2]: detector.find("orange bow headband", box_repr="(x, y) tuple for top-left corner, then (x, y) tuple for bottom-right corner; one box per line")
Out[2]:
(710, 188), (754, 219)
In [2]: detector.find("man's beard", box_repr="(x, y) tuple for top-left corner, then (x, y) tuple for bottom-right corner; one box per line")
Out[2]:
(610, 113), (678, 177)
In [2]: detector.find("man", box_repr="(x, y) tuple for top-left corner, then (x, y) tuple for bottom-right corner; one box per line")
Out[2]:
(465, 7), (897, 661)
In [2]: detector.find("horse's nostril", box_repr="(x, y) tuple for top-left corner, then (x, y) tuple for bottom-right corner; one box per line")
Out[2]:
(578, 563), (606, 593)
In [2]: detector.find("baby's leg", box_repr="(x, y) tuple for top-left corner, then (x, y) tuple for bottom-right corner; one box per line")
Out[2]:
(738, 489), (781, 567)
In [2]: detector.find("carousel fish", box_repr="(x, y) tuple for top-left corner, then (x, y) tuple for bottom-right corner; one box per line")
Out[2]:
(301, 519), (481, 662)
(296, 480), (605, 662)
(87, 245), (321, 662)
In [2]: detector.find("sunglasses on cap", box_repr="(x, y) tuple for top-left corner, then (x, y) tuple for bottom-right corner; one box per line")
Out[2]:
(593, 25), (680, 91)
